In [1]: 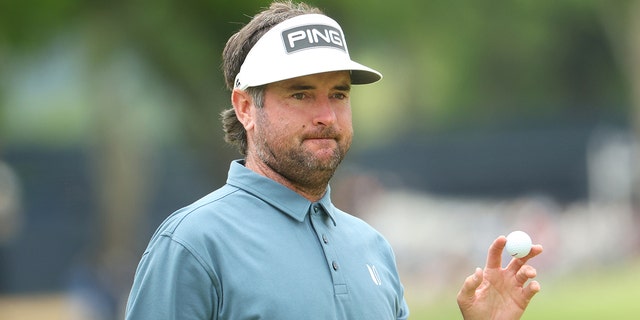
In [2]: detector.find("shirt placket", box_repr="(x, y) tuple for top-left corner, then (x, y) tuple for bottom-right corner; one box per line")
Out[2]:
(309, 203), (348, 295)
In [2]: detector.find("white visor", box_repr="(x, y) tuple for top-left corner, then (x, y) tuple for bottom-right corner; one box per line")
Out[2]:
(234, 14), (382, 90)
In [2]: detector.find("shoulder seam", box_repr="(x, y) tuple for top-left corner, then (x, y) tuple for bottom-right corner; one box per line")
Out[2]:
(160, 233), (221, 297)
(168, 185), (239, 234)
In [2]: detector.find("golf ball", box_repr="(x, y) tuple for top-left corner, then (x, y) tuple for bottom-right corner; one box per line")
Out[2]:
(505, 231), (532, 258)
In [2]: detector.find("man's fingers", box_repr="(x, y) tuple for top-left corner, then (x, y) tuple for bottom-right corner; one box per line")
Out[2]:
(522, 280), (541, 301)
(457, 267), (483, 300)
(506, 244), (543, 273)
(515, 264), (537, 286)
(527, 244), (544, 259)
(486, 236), (507, 269)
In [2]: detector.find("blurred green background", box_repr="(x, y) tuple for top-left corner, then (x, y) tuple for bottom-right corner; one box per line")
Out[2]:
(1, 0), (639, 319)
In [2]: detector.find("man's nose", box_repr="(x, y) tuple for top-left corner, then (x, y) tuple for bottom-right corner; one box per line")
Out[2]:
(312, 97), (337, 126)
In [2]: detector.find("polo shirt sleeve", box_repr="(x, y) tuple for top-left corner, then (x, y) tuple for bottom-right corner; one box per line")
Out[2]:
(125, 234), (218, 320)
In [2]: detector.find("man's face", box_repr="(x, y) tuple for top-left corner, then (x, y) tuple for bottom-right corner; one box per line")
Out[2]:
(251, 71), (353, 188)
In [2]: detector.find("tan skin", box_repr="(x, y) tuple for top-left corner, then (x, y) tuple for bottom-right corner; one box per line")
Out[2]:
(232, 70), (543, 319)
(458, 237), (543, 320)
(232, 71), (353, 202)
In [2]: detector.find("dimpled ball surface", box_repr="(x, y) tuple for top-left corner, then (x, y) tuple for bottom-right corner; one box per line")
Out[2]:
(505, 231), (532, 258)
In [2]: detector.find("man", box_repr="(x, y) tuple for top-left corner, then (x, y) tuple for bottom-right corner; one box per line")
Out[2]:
(125, 1), (543, 319)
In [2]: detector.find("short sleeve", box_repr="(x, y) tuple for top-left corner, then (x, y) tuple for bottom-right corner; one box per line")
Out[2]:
(125, 235), (218, 320)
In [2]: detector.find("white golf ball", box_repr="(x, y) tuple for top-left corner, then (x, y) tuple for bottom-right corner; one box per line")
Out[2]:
(505, 231), (532, 258)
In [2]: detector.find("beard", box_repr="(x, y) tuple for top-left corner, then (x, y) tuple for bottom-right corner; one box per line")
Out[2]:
(253, 117), (351, 192)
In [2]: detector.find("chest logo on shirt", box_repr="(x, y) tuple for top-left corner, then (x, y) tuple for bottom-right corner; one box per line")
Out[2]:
(366, 264), (382, 286)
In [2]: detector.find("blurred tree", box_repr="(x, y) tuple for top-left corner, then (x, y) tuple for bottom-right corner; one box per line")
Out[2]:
(596, 0), (640, 210)
(329, 0), (629, 131)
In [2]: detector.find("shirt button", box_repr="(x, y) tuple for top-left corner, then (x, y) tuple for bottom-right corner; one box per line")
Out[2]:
(313, 206), (319, 213)
(332, 261), (339, 271)
(322, 234), (328, 244)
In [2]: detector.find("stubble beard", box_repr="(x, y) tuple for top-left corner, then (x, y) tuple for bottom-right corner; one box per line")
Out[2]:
(254, 127), (351, 194)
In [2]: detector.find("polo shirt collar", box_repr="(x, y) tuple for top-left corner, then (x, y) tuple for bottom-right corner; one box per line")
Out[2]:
(226, 160), (337, 225)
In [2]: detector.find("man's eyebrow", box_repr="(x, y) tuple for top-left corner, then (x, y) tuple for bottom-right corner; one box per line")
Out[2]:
(287, 84), (315, 91)
(285, 83), (351, 91)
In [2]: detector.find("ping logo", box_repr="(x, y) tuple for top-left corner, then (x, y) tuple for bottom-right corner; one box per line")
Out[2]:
(366, 264), (382, 286)
(282, 24), (346, 53)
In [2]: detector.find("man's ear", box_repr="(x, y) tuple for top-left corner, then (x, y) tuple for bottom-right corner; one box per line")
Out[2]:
(231, 89), (255, 131)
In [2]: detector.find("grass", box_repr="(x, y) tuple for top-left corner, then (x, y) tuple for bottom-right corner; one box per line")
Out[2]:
(407, 258), (640, 319)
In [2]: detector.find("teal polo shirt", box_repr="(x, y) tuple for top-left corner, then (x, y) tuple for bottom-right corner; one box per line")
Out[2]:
(126, 160), (409, 320)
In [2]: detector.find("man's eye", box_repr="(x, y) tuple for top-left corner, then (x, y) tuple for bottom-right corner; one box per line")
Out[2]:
(333, 93), (347, 100)
(292, 93), (306, 100)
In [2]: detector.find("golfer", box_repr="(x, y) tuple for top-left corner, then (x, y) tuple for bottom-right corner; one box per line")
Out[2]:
(125, 1), (543, 319)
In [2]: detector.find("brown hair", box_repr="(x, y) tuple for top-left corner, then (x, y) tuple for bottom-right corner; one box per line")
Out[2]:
(220, 1), (323, 156)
